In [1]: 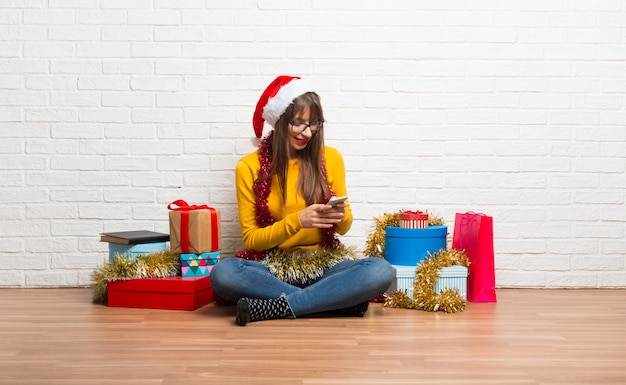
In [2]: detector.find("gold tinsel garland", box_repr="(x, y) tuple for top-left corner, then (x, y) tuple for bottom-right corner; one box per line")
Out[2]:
(261, 244), (358, 285)
(363, 212), (399, 259)
(91, 250), (181, 305)
(384, 248), (470, 313)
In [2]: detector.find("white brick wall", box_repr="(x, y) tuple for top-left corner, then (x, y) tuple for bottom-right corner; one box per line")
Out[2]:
(1, 2), (624, 288)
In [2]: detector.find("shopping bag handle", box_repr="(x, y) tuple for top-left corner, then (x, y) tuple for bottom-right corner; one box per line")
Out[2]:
(458, 212), (486, 249)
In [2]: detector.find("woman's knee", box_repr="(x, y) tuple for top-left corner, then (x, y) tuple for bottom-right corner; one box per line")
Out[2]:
(209, 258), (239, 289)
(366, 258), (395, 287)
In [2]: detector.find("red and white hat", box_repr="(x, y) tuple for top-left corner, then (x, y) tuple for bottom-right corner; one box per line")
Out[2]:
(252, 75), (316, 139)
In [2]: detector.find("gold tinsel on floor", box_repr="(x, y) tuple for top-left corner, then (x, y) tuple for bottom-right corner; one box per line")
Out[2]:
(384, 248), (470, 313)
(91, 250), (181, 305)
(261, 245), (358, 285)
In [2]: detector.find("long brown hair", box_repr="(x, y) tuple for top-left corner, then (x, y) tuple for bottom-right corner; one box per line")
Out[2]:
(270, 92), (329, 206)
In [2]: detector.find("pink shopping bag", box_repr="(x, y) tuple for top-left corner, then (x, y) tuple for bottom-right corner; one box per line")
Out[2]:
(452, 212), (496, 302)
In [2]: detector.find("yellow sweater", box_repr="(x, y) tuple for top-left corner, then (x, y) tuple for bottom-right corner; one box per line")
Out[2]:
(235, 146), (353, 252)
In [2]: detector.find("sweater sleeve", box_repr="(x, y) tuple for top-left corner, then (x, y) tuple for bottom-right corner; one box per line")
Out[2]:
(235, 155), (303, 252)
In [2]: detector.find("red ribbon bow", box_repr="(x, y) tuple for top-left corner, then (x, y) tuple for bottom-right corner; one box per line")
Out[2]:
(401, 210), (428, 219)
(168, 200), (219, 253)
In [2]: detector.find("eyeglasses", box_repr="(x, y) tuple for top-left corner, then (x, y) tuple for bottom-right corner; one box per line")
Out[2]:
(289, 121), (324, 135)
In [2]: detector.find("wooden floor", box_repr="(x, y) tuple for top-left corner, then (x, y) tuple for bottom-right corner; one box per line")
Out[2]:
(1, 288), (625, 385)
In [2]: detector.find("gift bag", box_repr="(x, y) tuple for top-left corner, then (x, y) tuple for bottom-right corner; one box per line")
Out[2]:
(452, 212), (496, 302)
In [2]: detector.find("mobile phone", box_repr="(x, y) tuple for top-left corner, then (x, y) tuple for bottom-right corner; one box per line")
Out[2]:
(328, 195), (348, 207)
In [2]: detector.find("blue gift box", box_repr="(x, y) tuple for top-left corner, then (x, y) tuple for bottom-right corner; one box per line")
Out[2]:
(384, 225), (447, 266)
(390, 265), (417, 297)
(180, 251), (220, 277)
(389, 264), (468, 299)
(108, 242), (168, 262)
(433, 265), (468, 300)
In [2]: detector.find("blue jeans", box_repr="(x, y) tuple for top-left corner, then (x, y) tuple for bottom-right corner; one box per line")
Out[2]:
(210, 257), (394, 317)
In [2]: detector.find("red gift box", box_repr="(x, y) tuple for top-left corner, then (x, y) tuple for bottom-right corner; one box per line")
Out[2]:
(399, 210), (429, 229)
(107, 276), (214, 311)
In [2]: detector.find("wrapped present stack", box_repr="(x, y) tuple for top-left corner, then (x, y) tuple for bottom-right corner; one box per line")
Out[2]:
(103, 200), (223, 311)
(168, 199), (222, 277)
(384, 210), (448, 296)
(367, 210), (469, 311)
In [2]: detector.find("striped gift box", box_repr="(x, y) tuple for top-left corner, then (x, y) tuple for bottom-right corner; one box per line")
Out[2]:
(433, 265), (468, 300)
(399, 210), (429, 229)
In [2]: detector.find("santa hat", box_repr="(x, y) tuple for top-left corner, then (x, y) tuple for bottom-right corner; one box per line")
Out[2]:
(252, 75), (316, 139)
